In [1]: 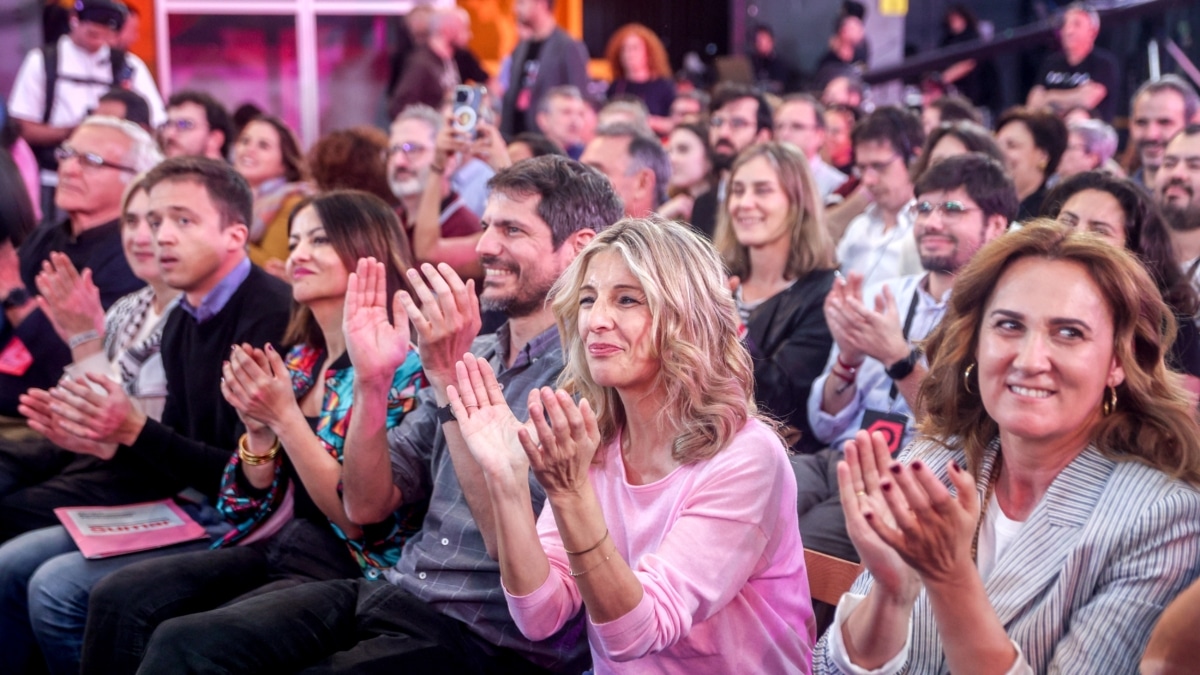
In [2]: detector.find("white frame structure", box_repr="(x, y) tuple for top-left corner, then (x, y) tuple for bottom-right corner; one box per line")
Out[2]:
(155, 0), (449, 144)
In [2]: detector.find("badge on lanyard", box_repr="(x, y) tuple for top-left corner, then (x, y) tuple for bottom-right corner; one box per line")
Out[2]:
(0, 338), (34, 377)
(860, 409), (909, 456)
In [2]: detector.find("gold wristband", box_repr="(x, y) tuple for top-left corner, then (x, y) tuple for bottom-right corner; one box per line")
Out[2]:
(564, 529), (608, 556)
(569, 550), (614, 578)
(237, 432), (281, 466)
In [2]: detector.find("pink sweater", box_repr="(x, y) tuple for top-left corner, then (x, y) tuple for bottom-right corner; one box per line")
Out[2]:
(506, 418), (815, 674)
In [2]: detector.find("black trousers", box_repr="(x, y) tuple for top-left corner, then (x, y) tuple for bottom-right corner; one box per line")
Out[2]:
(81, 517), (362, 675)
(134, 577), (554, 675)
(793, 447), (860, 563)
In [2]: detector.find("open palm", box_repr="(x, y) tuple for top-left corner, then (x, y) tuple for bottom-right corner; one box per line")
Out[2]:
(344, 258), (411, 382)
(447, 354), (534, 486)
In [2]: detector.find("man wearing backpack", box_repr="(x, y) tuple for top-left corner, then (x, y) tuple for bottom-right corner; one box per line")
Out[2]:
(8, 0), (165, 222)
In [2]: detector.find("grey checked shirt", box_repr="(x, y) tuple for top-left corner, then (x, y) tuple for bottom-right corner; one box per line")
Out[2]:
(383, 323), (588, 672)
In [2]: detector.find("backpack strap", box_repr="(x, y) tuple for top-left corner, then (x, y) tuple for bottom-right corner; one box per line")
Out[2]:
(41, 42), (59, 124)
(109, 48), (132, 88)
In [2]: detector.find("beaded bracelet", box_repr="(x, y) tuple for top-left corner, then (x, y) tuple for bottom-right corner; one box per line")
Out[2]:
(68, 329), (101, 349)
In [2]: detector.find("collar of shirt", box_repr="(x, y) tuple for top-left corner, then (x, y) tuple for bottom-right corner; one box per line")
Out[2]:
(492, 321), (561, 373)
(179, 256), (251, 322)
(59, 216), (120, 245)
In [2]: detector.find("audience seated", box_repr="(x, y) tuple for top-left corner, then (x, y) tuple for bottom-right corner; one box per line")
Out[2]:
(233, 115), (312, 275)
(0, 116), (157, 421)
(908, 120), (1004, 185)
(307, 126), (398, 207)
(507, 131), (567, 163)
(995, 106), (1067, 220)
(0, 157), (293, 673)
(816, 221), (1200, 673)
(534, 85), (588, 160)
(580, 122), (669, 217)
(1128, 76), (1198, 189)
(775, 95), (849, 201)
(694, 84), (773, 238)
(453, 215), (816, 672)
(716, 142), (836, 453)
(124, 156), (622, 674)
(797, 153), (1014, 561)
(659, 122), (714, 223)
(159, 90), (233, 161)
(80, 191), (427, 675)
(500, 0), (589, 139)
(1042, 170), (1200, 399)
(1057, 118), (1119, 180)
(920, 95), (982, 138)
(1154, 126), (1200, 282)
(836, 106), (925, 289)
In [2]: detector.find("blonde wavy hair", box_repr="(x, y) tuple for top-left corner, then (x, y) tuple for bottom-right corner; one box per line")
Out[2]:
(549, 216), (760, 464)
(919, 220), (1200, 483)
(714, 142), (836, 281)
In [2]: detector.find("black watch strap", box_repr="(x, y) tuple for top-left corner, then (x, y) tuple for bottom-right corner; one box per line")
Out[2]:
(1, 287), (29, 310)
(436, 404), (457, 425)
(885, 347), (920, 381)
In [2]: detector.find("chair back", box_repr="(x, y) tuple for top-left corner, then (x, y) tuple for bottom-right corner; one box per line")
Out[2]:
(805, 548), (863, 606)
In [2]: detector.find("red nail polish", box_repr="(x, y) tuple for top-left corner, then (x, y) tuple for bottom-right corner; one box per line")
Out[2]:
(889, 464), (902, 474)
(911, 460), (923, 471)
(881, 482), (892, 491)
(951, 460), (961, 472)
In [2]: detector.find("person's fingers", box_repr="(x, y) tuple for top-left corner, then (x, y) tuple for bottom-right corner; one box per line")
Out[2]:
(906, 459), (954, 514)
(391, 290), (411, 345)
(837, 459), (867, 524)
(474, 358), (506, 406)
(345, 267), (362, 316)
(947, 460), (981, 520)
(557, 390), (587, 444)
(889, 461), (933, 519)
(452, 359), (480, 410)
(263, 343), (289, 381)
(407, 267), (444, 325)
(462, 354), (495, 410)
(397, 290), (431, 338)
(578, 398), (601, 449)
(869, 431), (896, 479)
(446, 383), (471, 423)
(843, 437), (868, 497)
(526, 391), (557, 456)
(855, 430), (883, 493)
(538, 387), (574, 455)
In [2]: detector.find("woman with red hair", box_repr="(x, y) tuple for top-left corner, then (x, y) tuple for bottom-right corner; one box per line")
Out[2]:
(604, 23), (676, 135)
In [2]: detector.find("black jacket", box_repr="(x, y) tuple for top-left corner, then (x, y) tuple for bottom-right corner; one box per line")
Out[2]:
(744, 269), (836, 454)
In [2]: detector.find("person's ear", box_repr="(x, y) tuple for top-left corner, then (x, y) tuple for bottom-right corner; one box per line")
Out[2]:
(568, 229), (596, 255)
(983, 213), (1009, 239)
(224, 221), (249, 251)
(756, 127), (773, 144)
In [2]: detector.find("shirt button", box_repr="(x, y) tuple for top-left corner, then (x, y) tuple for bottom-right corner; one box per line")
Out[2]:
(441, 538), (449, 545)
(418, 572), (427, 579)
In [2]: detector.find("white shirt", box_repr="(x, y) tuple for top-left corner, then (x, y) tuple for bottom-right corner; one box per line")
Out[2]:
(9, 35), (165, 176)
(836, 199), (922, 290)
(810, 156), (848, 201)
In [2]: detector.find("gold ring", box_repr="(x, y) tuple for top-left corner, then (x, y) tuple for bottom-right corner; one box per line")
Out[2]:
(855, 490), (867, 497)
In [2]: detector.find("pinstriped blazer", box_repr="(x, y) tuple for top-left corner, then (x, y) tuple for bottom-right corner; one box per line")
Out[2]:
(814, 437), (1200, 674)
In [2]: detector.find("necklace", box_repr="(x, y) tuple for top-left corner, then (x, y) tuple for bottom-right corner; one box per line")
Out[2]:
(971, 453), (1002, 563)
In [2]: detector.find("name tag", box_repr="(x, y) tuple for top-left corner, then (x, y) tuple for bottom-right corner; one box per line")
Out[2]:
(860, 409), (909, 456)
(0, 338), (34, 376)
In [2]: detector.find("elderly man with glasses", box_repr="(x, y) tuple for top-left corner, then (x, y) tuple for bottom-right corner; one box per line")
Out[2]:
(0, 115), (161, 419)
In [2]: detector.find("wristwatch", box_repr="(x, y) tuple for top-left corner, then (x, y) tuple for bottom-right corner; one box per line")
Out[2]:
(1, 287), (29, 311)
(885, 347), (920, 381)
(435, 404), (457, 425)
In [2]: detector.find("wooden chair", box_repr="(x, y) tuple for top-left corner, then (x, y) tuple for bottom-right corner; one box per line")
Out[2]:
(805, 548), (863, 607)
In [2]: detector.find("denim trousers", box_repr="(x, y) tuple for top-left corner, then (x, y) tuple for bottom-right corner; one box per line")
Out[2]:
(0, 502), (227, 675)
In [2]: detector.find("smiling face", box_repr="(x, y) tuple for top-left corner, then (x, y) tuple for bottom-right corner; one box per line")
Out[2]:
(476, 191), (578, 318)
(977, 256), (1123, 451)
(912, 186), (1000, 274)
(120, 188), (160, 283)
(577, 249), (658, 394)
(727, 155), (792, 250)
(387, 118), (437, 200)
(1132, 90), (1188, 172)
(233, 120), (287, 188)
(667, 127), (710, 192)
(1157, 132), (1200, 214)
(1056, 189), (1127, 247)
(287, 205), (351, 306)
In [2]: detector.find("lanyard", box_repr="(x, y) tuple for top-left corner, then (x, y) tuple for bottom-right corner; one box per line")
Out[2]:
(888, 288), (922, 403)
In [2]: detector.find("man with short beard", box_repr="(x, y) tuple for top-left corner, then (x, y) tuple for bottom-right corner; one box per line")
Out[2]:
(1156, 126), (1200, 274)
(691, 84), (772, 238)
(794, 153), (1015, 561)
(388, 104), (481, 244)
(1131, 77), (1200, 191)
(160, 91), (233, 160)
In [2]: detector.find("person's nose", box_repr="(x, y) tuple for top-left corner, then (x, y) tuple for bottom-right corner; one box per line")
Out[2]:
(1013, 332), (1052, 374)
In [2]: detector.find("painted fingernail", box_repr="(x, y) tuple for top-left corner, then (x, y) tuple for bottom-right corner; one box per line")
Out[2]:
(266, 343), (275, 352)
(863, 512), (874, 520)
(951, 460), (961, 472)
(881, 482), (893, 491)
(889, 463), (902, 474)
(911, 460), (924, 471)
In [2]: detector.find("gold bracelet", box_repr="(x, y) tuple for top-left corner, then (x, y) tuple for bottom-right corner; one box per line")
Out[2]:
(564, 529), (608, 556)
(238, 432), (281, 466)
(569, 551), (613, 578)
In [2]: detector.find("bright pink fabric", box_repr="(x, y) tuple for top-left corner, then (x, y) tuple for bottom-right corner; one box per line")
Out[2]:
(506, 418), (815, 674)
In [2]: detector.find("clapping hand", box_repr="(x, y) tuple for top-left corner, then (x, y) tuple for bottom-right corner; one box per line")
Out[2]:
(220, 343), (297, 435)
(397, 262), (481, 394)
(46, 373), (144, 445)
(838, 430), (920, 602)
(446, 353), (535, 486)
(18, 387), (117, 459)
(519, 386), (601, 499)
(343, 258), (413, 385)
(34, 252), (104, 345)
(824, 273), (910, 366)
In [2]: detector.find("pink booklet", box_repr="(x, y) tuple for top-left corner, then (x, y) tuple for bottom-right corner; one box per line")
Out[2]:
(55, 499), (209, 559)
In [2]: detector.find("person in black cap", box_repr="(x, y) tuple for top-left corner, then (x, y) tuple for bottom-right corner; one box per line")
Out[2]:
(9, 0), (166, 222)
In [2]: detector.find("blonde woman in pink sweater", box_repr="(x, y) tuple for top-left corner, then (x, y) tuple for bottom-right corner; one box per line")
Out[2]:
(448, 216), (816, 674)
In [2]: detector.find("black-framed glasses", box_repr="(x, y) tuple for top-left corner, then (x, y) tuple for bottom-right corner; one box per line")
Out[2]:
(908, 200), (981, 220)
(54, 145), (138, 173)
(158, 118), (198, 133)
(388, 142), (430, 159)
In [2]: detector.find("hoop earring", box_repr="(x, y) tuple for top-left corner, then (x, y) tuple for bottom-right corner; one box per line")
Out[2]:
(963, 363), (977, 395)
(1102, 386), (1118, 416)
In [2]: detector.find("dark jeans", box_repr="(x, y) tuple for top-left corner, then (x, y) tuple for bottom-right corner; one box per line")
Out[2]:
(793, 447), (859, 563)
(137, 578), (553, 675)
(82, 518), (362, 675)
